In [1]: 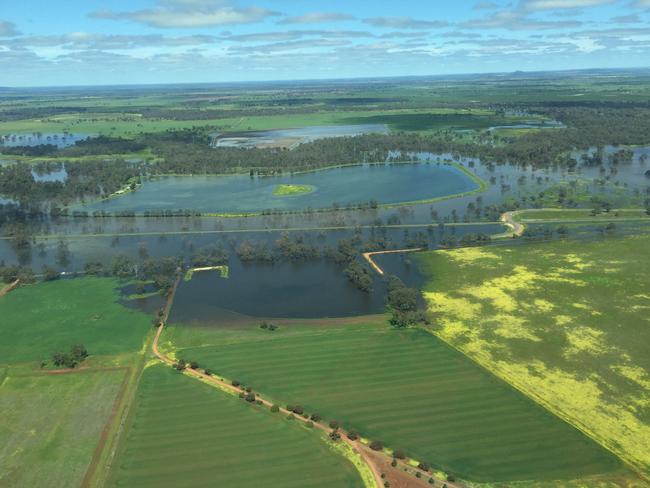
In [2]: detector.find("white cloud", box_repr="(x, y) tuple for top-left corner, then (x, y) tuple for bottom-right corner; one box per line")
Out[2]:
(521, 0), (614, 10)
(474, 2), (500, 9)
(363, 17), (448, 29)
(464, 10), (582, 29)
(0, 20), (19, 37)
(278, 12), (355, 25)
(91, 2), (279, 28)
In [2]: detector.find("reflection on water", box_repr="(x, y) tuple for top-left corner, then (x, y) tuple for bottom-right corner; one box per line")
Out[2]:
(32, 166), (68, 182)
(0, 133), (92, 148)
(213, 124), (389, 149)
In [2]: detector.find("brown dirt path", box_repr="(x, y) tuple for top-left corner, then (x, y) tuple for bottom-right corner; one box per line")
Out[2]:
(152, 322), (387, 487)
(495, 211), (525, 238)
(152, 320), (464, 488)
(0, 279), (20, 298)
(363, 249), (424, 276)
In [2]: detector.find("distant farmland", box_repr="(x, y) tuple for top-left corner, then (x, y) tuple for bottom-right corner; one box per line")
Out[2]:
(108, 364), (365, 488)
(166, 321), (627, 483)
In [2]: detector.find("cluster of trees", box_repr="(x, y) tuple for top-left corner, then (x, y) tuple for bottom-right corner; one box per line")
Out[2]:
(386, 275), (429, 328)
(50, 344), (88, 369)
(343, 262), (374, 292)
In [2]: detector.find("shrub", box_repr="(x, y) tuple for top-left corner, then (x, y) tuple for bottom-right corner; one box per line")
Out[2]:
(270, 404), (280, 413)
(310, 413), (321, 422)
(292, 405), (304, 415)
(393, 449), (406, 460)
(329, 420), (340, 429)
(347, 430), (359, 441)
(244, 392), (256, 402)
(245, 386), (252, 393)
(428, 478), (435, 485)
(390, 459), (397, 467)
(231, 379), (241, 387)
(446, 474), (456, 482)
(329, 430), (341, 441)
(418, 462), (430, 472)
(174, 359), (186, 371)
(369, 440), (384, 451)
(203, 368), (212, 376)
(416, 472), (422, 479)
(189, 360), (199, 369)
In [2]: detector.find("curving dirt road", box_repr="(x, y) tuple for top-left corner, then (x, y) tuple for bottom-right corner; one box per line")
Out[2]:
(0, 279), (20, 298)
(150, 273), (464, 488)
(496, 211), (525, 238)
(152, 323), (386, 487)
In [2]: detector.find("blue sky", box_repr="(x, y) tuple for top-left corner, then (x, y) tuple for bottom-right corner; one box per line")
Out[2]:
(1, 0), (649, 86)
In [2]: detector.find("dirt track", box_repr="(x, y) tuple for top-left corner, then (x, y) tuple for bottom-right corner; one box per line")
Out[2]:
(0, 279), (20, 298)
(363, 248), (424, 275)
(152, 323), (387, 487)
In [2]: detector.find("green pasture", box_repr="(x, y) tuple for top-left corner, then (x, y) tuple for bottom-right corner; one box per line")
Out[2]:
(0, 278), (152, 364)
(108, 363), (364, 488)
(0, 368), (125, 487)
(416, 234), (650, 478)
(164, 321), (626, 483)
(0, 107), (543, 137)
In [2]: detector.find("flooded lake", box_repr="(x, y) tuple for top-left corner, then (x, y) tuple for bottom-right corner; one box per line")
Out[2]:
(213, 124), (388, 149)
(81, 162), (478, 214)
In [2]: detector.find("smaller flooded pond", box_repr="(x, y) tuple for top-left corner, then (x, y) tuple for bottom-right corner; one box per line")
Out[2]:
(168, 259), (388, 323)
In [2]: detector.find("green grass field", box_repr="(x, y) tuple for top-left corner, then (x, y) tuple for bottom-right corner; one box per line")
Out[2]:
(108, 363), (365, 488)
(0, 108), (543, 137)
(0, 369), (125, 487)
(0, 278), (152, 364)
(163, 320), (627, 484)
(415, 235), (650, 479)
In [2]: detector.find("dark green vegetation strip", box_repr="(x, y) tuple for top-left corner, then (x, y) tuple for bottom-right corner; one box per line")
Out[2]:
(0, 278), (151, 364)
(168, 322), (624, 483)
(0, 369), (125, 487)
(109, 363), (364, 488)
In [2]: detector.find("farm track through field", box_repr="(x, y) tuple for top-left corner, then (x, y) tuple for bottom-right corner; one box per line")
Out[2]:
(150, 277), (464, 488)
(151, 324), (385, 488)
(0, 279), (20, 297)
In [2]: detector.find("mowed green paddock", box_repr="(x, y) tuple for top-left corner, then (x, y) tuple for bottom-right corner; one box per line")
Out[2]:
(0, 278), (152, 364)
(0, 369), (126, 487)
(108, 364), (364, 488)
(165, 322), (627, 483)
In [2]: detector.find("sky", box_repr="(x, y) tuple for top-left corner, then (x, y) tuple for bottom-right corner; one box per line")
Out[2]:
(0, 0), (649, 86)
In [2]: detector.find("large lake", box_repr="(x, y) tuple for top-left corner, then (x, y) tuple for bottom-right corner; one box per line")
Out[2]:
(82, 162), (477, 214)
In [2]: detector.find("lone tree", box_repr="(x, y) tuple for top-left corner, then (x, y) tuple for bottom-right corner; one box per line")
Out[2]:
(369, 440), (384, 451)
